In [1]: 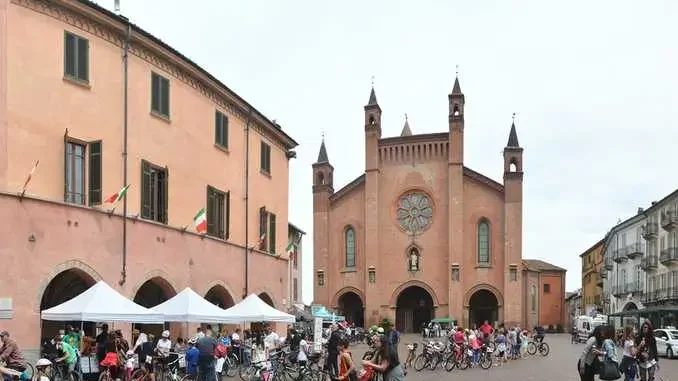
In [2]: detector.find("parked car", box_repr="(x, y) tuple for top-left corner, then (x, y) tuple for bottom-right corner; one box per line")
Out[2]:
(653, 327), (678, 358)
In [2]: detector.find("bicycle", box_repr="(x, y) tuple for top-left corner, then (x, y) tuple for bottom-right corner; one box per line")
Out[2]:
(51, 362), (80, 381)
(526, 337), (550, 356)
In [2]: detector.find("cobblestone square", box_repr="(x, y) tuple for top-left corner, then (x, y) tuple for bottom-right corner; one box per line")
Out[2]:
(351, 334), (677, 381)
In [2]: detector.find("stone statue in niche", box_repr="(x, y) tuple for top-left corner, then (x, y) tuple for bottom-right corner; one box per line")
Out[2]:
(409, 248), (420, 271)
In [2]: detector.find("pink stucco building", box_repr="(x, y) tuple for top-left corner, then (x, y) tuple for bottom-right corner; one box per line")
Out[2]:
(0, 0), (298, 354)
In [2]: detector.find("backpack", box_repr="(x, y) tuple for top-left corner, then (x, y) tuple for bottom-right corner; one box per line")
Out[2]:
(215, 344), (228, 358)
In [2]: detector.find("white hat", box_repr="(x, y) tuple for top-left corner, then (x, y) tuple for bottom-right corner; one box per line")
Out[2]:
(161, 330), (170, 338)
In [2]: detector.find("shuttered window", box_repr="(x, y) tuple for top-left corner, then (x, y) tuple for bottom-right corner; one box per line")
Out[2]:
(141, 160), (168, 223)
(207, 186), (229, 239)
(88, 141), (102, 205)
(260, 142), (271, 174)
(64, 32), (89, 82)
(151, 72), (170, 118)
(215, 111), (229, 148)
(64, 141), (86, 205)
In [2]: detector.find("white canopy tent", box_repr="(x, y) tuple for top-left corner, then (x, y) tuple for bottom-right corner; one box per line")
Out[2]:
(151, 287), (235, 323)
(41, 281), (164, 323)
(222, 294), (295, 323)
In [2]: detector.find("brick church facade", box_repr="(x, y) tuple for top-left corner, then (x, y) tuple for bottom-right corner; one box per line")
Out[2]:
(312, 77), (565, 331)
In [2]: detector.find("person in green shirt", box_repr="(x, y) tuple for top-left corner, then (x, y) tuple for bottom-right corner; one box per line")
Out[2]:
(54, 336), (78, 373)
(63, 326), (81, 352)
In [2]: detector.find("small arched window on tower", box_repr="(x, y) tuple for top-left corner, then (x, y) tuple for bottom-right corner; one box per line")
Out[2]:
(368, 115), (376, 126)
(453, 104), (460, 117)
(509, 157), (518, 172)
(317, 172), (325, 185)
(345, 227), (356, 268)
(477, 220), (490, 265)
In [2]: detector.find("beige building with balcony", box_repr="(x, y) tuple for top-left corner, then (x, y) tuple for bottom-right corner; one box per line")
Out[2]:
(602, 189), (678, 326)
(0, 0), (298, 353)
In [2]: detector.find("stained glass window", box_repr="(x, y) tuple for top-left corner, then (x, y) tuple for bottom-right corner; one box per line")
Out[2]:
(478, 221), (490, 264)
(345, 228), (356, 267)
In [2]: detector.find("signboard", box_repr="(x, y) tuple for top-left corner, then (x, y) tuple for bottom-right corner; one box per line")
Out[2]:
(313, 317), (323, 352)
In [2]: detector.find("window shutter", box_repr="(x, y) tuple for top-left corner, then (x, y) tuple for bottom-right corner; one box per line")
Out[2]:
(163, 166), (169, 223)
(141, 161), (152, 219)
(88, 141), (102, 205)
(64, 141), (69, 202)
(214, 111), (221, 145)
(151, 74), (160, 113)
(217, 192), (225, 238)
(64, 33), (76, 77)
(259, 207), (266, 250)
(77, 37), (89, 81)
(260, 142), (266, 171)
(161, 77), (170, 117)
(225, 191), (230, 239)
(223, 115), (229, 148)
(206, 186), (215, 235)
(269, 213), (276, 253)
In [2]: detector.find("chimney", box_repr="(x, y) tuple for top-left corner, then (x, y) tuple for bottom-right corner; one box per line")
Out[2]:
(651, 201), (657, 206)
(638, 207), (644, 214)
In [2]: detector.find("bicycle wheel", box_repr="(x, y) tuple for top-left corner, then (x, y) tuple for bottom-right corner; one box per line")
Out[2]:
(526, 342), (537, 355)
(443, 353), (457, 372)
(238, 365), (254, 381)
(24, 363), (35, 381)
(538, 343), (550, 356)
(480, 353), (492, 369)
(179, 375), (195, 381)
(413, 354), (427, 371)
(96, 370), (110, 381)
(458, 355), (470, 370)
(427, 355), (439, 370)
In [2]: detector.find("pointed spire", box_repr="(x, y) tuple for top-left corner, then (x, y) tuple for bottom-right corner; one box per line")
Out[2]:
(316, 135), (329, 163)
(368, 87), (378, 106)
(452, 65), (462, 94)
(400, 113), (412, 136)
(507, 113), (520, 148)
(452, 77), (462, 95)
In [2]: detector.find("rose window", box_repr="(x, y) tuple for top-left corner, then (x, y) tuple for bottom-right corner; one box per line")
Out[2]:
(396, 192), (433, 234)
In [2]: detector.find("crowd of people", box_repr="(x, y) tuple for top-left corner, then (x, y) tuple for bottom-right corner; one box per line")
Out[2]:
(577, 320), (659, 381)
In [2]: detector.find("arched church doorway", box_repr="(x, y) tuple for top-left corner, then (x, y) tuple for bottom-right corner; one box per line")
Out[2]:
(623, 302), (638, 311)
(40, 268), (97, 342)
(396, 286), (433, 333)
(338, 292), (364, 327)
(469, 289), (499, 327)
(259, 293), (275, 307)
(133, 277), (176, 338)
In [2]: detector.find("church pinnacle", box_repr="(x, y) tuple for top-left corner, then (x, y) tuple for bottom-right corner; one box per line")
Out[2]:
(316, 135), (329, 163)
(400, 113), (412, 136)
(506, 113), (520, 148)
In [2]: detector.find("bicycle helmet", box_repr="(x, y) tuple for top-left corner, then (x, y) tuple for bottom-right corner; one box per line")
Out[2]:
(35, 358), (52, 367)
(376, 327), (384, 334)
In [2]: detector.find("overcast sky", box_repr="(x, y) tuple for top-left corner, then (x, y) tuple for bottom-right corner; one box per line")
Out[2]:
(99, 0), (677, 302)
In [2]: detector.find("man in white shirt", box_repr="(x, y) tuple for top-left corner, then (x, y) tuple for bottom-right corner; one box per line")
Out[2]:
(264, 327), (280, 350)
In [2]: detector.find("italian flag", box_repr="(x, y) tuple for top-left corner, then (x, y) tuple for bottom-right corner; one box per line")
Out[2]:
(104, 184), (130, 203)
(194, 208), (207, 234)
(286, 242), (295, 259)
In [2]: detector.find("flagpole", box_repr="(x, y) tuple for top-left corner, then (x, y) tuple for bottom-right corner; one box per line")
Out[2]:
(119, 15), (131, 286)
(244, 107), (252, 298)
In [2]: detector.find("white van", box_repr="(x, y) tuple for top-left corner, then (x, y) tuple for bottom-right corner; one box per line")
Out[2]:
(575, 315), (607, 343)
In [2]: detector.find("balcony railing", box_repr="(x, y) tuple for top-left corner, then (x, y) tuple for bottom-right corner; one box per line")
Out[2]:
(643, 287), (678, 304)
(642, 221), (659, 240)
(613, 249), (628, 263)
(662, 210), (678, 231)
(640, 255), (658, 271)
(659, 247), (678, 266)
(625, 242), (644, 259)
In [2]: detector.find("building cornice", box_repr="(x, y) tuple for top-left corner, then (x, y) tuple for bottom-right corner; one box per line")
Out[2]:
(378, 132), (449, 146)
(12, 0), (297, 151)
